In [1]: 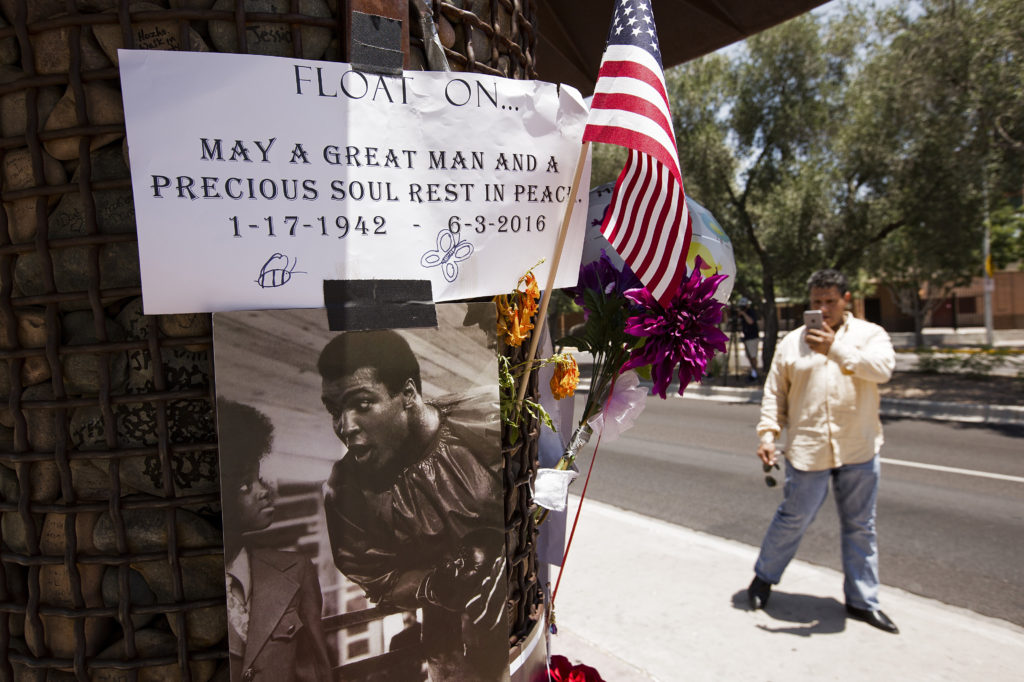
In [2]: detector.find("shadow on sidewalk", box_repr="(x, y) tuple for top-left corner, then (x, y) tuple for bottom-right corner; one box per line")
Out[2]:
(730, 590), (846, 637)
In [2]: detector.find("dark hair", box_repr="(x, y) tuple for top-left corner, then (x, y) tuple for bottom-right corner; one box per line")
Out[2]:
(317, 330), (421, 395)
(807, 269), (849, 295)
(216, 398), (273, 485)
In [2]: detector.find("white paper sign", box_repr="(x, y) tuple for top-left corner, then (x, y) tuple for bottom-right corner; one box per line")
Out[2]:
(119, 50), (591, 314)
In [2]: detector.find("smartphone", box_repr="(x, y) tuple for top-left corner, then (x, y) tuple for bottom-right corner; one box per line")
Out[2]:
(803, 310), (824, 331)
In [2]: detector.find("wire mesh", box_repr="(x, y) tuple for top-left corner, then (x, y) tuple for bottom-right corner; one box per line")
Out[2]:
(0, 1), (539, 679)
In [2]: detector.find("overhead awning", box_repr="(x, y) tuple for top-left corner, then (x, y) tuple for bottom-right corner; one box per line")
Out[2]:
(535, 0), (832, 94)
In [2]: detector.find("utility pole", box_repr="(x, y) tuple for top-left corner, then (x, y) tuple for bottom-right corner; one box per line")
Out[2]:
(983, 173), (994, 347)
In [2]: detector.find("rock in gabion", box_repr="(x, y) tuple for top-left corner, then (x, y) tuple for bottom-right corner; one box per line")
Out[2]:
(91, 628), (219, 682)
(28, 18), (111, 76)
(60, 310), (129, 396)
(42, 82), (125, 160)
(100, 565), (158, 629)
(92, 2), (211, 65)
(208, 0), (332, 59)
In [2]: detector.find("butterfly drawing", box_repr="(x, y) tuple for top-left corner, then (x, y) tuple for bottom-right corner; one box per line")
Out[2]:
(420, 228), (474, 283)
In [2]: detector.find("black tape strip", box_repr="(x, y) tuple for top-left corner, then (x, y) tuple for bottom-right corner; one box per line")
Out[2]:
(324, 280), (436, 331)
(350, 11), (404, 75)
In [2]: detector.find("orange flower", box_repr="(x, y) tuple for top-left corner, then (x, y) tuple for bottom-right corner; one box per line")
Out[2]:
(496, 294), (532, 346)
(550, 355), (580, 400)
(496, 270), (542, 347)
(521, 271), (540, 319)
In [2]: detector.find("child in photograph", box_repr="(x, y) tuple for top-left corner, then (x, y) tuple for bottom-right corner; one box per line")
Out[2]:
(217, 399), (332, 682)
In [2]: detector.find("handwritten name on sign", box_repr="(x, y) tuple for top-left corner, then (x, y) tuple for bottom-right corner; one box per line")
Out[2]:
(119, 50), (591, 314)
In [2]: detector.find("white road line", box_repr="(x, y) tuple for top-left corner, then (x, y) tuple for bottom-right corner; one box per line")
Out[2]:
(881, 457), (1024, 483)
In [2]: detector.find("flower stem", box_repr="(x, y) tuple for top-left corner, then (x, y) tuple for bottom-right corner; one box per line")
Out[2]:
(533, 423), (593, 526)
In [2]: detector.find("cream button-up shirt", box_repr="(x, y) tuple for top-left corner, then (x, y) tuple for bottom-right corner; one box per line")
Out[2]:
(757, 313), (895, 471)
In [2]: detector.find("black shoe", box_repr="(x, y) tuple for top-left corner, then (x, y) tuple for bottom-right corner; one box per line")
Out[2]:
(846, 605), (899, 634)
(747, 576), (771, 610)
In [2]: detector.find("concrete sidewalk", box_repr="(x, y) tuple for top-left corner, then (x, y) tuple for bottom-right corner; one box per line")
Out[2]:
(547, 498), (1024, 681)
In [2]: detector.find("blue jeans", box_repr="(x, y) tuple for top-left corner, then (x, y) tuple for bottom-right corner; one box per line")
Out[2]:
(754, 455), (881, 610)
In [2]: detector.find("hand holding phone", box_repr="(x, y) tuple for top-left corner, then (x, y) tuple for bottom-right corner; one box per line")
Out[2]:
(803, 310), (824, 331)
(803, 309), (834, 355)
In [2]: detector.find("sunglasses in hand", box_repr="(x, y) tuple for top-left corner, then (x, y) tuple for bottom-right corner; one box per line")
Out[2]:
(763, 460), (781, 487)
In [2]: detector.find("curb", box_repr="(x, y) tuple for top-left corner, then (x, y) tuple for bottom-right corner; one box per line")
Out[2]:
(678, 385), (1024, 427)
(880, 397), (1024, 425)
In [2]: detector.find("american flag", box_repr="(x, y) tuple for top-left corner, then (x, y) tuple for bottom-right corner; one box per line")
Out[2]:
(583, 0), (691, 306)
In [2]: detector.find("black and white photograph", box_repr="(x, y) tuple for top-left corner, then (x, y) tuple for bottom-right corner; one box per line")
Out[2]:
(213, 303), (510, 681)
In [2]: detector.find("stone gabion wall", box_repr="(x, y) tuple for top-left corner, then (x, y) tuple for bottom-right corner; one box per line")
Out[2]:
(0, 1), (538, 679)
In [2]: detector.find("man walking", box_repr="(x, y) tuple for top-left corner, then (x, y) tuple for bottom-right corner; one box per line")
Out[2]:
(747, 269), (899, 634)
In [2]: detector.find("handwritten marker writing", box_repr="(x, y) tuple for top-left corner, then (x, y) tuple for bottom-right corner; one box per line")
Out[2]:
(256, 253), (305, 288)
(420, 228), (474, 283)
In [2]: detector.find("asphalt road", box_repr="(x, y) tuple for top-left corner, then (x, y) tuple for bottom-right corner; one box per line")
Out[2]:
(569, 397), (1024, 626)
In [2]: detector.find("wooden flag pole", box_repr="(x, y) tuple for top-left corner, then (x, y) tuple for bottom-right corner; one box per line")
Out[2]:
(515, 141), (591, 408)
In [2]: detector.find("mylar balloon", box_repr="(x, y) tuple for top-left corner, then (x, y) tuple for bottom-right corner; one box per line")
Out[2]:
(582, 182), (735, 302)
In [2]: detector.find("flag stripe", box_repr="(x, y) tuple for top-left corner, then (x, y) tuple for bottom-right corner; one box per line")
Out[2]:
(627, 163), (674, 275)
(587, 97), (677, 159)
(600, 44), (668, 89)
(608, 154), (655, 262)
(604, 154), (667, 281)
(592, 59), (671, 110)
(584, 0), (693, 307)
(589, 91), (673, 144)
(617, 156), (662, 265)
(642, 193), (690, 303)
(599, 149), (643, 247)
(591, 59), (673, 128)
(583, 122), (681, 188)
(585, 66), (679, 173)
(610, 156), (683, 292)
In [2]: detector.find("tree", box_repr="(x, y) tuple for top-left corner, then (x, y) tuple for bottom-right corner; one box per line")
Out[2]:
(589, 142), (627, 188)
(974, 0), (1024, 166)
(990, 202), (1024, 269)
(665, 0), (1024, 361)
(669, 11), (870, 369)
(843, 0), (1024, 344)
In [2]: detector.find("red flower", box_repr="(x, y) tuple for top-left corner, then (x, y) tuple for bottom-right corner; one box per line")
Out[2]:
(546, 655), (605, 682)
(547, 655), (573, 682)
(568, 664), (605, 682)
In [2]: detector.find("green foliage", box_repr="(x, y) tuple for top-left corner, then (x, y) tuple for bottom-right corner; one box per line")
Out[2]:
(557, 288), (632, 358)
(913, 348), (1014, 376)
(590, 142), (629, 188)
(844, 0), (1024, 339)
(556, 286), (638, 424)
(704, 355), (725, 379)
(991, 202), (1024, 269)
(632, 361), (652, 381)
(498, 354), (553, 446)
(669, 11), (869, 367)
(546, 288), (581, 319)
(666, 0), (1024, 358)
(972, 0), (1024, 177)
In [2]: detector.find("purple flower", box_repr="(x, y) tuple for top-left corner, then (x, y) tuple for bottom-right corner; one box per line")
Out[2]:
(621, 258), (729, 399)
(566, 250), (642, 318)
